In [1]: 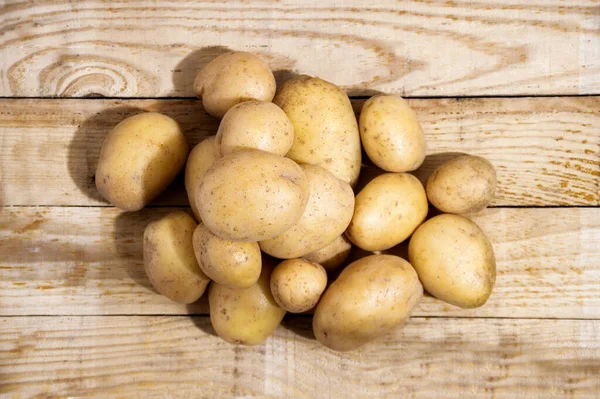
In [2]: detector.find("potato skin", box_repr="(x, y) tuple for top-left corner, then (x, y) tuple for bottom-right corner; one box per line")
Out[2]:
(185, 136), (219, 222)
(313, 255), (423, 351)
(274, 75), (361, 186)
(143, 211), (210, 304)
(194, 52), (276, 119)
(346, 173), (428, 251)
(408, 214), (496, 308)
(426, 155), (497, 214)
(270, 259), (327, 313)
(96, 112), (189, 211)
(303, 234), (352, 271)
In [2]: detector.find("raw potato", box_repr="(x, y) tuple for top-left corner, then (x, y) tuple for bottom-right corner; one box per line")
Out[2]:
(192, 223), (261, 288)
(194, 52), (276, 119)
(96, 112), (189, 211)
(196, 149), (309, 241)
(346, 173), (428, 251)
(359, 95), (426, 172)
(427, 155), (497, 214)
(260, 164), (355, 259)
(274, 75), (361, 186)
(185, 136), (219, 221)
(270, 259), (327, 313)
(313, 255), (423, 351)
(408, 214), (496, 308)
(216, 101), (294, 157)
(143, 211), (210, 304)
(304, 235), (352, 270)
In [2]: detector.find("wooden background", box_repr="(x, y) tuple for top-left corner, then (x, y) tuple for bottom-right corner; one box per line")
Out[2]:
(0, 1), (599, 397)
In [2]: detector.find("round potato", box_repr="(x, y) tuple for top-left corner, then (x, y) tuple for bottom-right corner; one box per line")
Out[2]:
(143, 211), (210, 304)
(270, 259), (327, 313)
(185, 136), (219, 221)
(196, 149), (309, 241)
(194, 52), (276, 119)
(303, 234), (352, 270)
(426, 155), (497, 214)
(346, 173), (428, 251)
(408, 214), (496, 308)
(192, 223), (261, 288)
(274, 75), (361, 186)
(216, 101), (294, 157)
(260, 164), (354, 259)
(96, 112), (189, 211)
(313, 255), (423, 351)
(359, 95), (426, 172)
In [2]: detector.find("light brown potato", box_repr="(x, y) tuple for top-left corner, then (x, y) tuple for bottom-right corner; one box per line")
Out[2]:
(185, 136), (219, 221)
(346, 173), (428, 251)
(194, 52), (276, 119)
(426, 155), (497, 214)
(270, 259), (327, 313)
(313, 255), (423, 351)
(96, 112), (189, 211)
(274, 75), (361, 186)
(216, 101), (294, 157)
(303, 235), (352, 270)
(260, 164), (354, 259)
(143, 211), (210, 304)
(359, 95), (426, 172)
(196, 149), (309, 241)
(192, 223), (261, 288)
(408, 214), (496, 308)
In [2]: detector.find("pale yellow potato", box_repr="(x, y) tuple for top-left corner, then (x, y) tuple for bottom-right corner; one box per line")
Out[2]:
(346, 173), (428, 251)
(359, 95), (426, 172)
(274, 75), (361, 186)
(270, 259), (327, 313)
(313, 254), (423, 351)
(96, 112), (189, 211)
(260, 164), (354, 259)
(192, 223), (261, 288)
(185, 136), (219, 222)
(408, 214), (496, 308)
(143, 211), (210, 304)
(303, 234), (352, 270)
(194, 52), (276, 119)
(196, 149), (309, 241)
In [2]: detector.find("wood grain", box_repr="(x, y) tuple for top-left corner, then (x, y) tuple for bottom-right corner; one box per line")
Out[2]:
(1, 0), (598, 97)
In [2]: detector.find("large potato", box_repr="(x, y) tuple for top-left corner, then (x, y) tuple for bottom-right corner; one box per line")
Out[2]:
(313, 255), (423, 351)
(194, 52), (276, 119)
(274, 75), (361, 186)
(196, 149), (309, 241)
(346, 173), (428, 251)
(270, 259), (327, 313)
(96, 112), (188, 211)
(408, 214), (496, 308)
(303, 234), (352, 270)
(185, 136), (219, 221)
(260, 164), (354, 258)
(143, 211), (210, 304)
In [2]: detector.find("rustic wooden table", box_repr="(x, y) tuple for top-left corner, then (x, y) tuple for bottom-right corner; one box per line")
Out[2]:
(1, 1), (599, 397)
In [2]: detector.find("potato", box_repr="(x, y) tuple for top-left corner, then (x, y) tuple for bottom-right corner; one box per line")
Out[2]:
(96, 112), (189, 211)
(303, 234), (352, 270)
(196, 149), (309, 241)
(359, 95), (426, 172)
(426, 155), (497, 214)
(216, 101), (294, 157)
(274, 75), (361, 186)
(185, 136), (219, 221)
(209, 257), (286, 345)
(408, 214), (496, 308)
(192, 223), (261, 288)
(194, 52), (276, 119)
(313, 254), (423, 351)
(143, 211), (210, 304)
(270, 259), (327, 313)
(260, 164), (354, 258)
(346, 173), (428, 251)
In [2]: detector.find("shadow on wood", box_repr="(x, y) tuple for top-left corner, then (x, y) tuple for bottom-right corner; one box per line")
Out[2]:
(171, 45), (232, 97)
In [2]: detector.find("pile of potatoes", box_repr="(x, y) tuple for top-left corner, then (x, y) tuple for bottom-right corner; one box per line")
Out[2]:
(95, 52), (497, 351)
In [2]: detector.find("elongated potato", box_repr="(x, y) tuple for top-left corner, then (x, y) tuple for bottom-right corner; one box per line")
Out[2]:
(270, 258), (327, 313)
(185, 136), (219, 221)
(303, 234), (352, 270)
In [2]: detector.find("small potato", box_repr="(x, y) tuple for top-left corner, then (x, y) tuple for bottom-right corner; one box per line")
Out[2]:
(197, 149), (309, 241)
(408, 214), (496, 308)
(194, 52), (276, 118)
(426, 155), (497, 214)
(346, 173), (428, 251)
(270, 259), (327, 313)
(359, 95), (426, 172)
(185, 136), (219, 221)
(192, 223), (261, 288)
(216, 101), (294, 157)
(303, 235), (352, 270)
(313, 255), (423, 351)
(143, 211), (210, 304)
(96, 112), (189, 211)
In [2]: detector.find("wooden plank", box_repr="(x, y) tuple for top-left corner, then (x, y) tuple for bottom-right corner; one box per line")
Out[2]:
(1, 206), (598, 318)
(0, 97), (597, 207)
